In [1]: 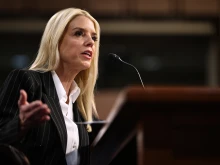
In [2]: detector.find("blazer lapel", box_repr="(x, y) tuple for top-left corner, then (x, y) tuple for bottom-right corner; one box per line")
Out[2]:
(40, 71), (67, 153)
(73, 103), (89, 148)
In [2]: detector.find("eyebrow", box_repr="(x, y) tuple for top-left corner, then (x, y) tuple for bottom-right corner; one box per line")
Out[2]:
(72, 27), (97, 36)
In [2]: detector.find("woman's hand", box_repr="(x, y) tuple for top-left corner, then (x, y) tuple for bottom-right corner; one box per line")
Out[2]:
(18, 89), (51, 132)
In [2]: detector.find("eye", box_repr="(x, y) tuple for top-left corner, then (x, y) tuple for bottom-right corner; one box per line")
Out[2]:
(74, 30), (84, 36)
(92, 36), (98, 42)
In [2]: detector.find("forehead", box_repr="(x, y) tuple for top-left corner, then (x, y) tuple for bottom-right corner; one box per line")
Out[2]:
(68, 15), (96, 32)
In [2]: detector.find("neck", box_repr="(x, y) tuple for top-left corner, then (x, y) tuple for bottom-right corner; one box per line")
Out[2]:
(55, 66), (79, 97)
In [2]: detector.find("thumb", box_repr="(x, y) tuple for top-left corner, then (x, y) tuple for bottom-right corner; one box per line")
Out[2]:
(18, 89), (28, 106)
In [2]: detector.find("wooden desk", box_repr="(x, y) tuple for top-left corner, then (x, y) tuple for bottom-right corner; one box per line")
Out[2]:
(91, 86), (220, 165)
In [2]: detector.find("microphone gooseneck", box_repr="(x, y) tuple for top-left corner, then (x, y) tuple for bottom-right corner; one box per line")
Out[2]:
(109, 53), (145, 90)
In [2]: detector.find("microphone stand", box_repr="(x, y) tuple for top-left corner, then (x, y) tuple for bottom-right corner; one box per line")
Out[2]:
(109, 53), (146, 90)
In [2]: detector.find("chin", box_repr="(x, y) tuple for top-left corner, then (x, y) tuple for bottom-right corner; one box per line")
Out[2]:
(83, 61), (91, 68)
(81, 64), (91, 71)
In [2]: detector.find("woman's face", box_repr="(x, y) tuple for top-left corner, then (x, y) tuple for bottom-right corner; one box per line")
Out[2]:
(58, 15), (97, 72)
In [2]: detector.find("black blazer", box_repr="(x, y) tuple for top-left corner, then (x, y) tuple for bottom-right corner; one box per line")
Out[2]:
(0, 69), (92, 165)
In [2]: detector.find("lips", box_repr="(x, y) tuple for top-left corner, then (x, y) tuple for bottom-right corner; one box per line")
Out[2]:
(82, 50), (92, 58)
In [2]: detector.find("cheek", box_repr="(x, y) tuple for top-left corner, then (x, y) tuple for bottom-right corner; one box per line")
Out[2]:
(92, 45), (96, 56)
(68, 41), (82, 53)
(60, 42), (78, 55)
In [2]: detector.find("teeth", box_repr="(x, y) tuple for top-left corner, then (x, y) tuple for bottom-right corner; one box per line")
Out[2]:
(84, 52), (91, 56)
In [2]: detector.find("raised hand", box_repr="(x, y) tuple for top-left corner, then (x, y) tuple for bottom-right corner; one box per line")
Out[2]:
(18, 89), (51, 132)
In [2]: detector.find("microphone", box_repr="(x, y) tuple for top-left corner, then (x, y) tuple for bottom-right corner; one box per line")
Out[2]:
(109, 53), (145, 90)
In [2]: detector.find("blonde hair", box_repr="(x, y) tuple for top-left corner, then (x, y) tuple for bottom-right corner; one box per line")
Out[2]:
(30, 8), (100, 132)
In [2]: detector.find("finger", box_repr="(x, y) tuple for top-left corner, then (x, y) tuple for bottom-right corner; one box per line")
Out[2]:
(21, 100), (43, 113)
(31, 105), (50, 119)
(26, 107), (51, 126)
(19, 100), (42, 126)
(25, 104), (50, 120)
(21, 114), (50, 129)
(36, 115), (51, 124)
(18, 89), (28, 106)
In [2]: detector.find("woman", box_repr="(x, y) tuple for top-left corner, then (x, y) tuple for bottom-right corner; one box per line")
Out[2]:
(0, 8), (100, 165)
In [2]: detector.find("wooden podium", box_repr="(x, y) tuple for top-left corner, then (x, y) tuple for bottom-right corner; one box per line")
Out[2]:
(91, 86), (220, 165)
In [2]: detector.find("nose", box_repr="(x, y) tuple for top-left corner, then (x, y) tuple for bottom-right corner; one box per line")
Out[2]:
(85, 36), (94, 47)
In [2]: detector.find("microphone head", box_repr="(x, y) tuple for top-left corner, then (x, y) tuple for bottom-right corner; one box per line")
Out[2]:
(108, 53), (120, 60)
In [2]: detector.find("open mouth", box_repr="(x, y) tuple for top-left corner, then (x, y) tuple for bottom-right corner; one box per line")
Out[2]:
(82, 51), (92, 58)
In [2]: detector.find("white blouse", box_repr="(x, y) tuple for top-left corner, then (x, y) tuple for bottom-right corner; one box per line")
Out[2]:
(51, 71), (80, 154)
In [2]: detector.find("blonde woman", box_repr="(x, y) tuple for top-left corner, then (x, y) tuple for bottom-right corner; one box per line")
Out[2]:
(0, 8), (100, 165)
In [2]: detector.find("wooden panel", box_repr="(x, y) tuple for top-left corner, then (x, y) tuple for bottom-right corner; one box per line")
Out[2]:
(81, 0), (127, 15)
(91, 86), (220, 165)
(36, 0), (81, 12)
(144, 149), (172, 165)
(20, 0), (38, 10)
(134, 0), (175, 15)
(95, 90), (120, 120)
(144, 151), (220, 165)
(0, 0), (82, 13)
(178, 0), (219, 16)
(0, 0), (22, 11)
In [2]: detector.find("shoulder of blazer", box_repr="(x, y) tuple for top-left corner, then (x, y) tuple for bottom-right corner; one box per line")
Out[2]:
(4, 69), (57, 101)
(4, 69), (42, 88)
(0, 69), (40, 98)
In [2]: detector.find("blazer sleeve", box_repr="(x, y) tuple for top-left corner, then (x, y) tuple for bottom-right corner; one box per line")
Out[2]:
(0, 69), (36, 145)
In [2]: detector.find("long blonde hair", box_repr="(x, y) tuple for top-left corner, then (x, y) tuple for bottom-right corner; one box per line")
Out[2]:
(30, 8), (100, 132)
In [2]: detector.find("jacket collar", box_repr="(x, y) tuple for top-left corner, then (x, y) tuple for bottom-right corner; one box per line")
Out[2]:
(40, 71), (67, 152)
(41, 71), (59, 99)
(40, 71), (86, 152)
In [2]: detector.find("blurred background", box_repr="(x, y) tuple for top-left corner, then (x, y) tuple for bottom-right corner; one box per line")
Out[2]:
(0, 0), (219, 119)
